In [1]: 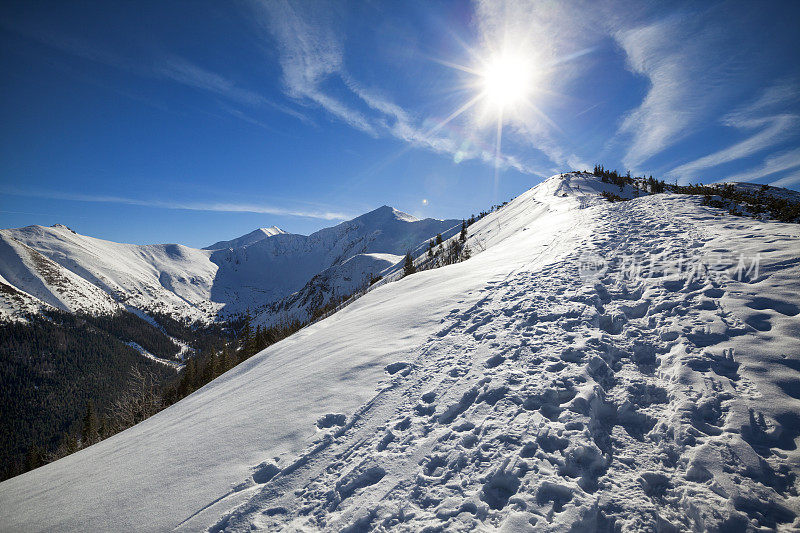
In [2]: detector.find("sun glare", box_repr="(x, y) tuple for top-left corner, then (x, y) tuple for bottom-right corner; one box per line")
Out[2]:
(480, 52), (533, 110)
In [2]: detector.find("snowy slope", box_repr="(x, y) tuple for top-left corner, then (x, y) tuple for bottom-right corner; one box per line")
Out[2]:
(260, 252), (401, 327)
(206, 206), (459, 316)
(0, 208), (457, 323)
(2, 173), (799, 531)
(0, 272), (49, 320)
(0, 224), (219, 322)
(0, 232), (119, 319)
(718, 182), (800, 203)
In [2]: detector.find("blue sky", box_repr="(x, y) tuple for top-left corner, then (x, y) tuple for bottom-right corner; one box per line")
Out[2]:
(1, 0), (798, 247)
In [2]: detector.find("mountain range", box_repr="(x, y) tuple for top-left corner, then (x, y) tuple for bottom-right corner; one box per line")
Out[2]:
(0, 206), (460, 326)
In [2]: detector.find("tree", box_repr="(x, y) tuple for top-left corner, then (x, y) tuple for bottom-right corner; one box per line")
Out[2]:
(241, 310), (253, 354)
(221, 344), (235, 373)
(446, 241), (461, 265)
(436, 233), (443, 245)
(201, 353), (217, 383)
(111, 366), (162, 428)
(459, 220), (467, 243)
(25, 445), (43, 472)
(403, 252), (416, 276)
(99, 416), (111, 440)
(178, 357), (197, 397)
(427, 240), (434, 258)
(81, 400), (99, 446)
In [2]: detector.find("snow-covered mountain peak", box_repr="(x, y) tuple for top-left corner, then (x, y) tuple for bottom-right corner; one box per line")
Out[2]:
(204, 226), (288, 250)
(529, 171), (641, 203)
(0, 203), (459, 323)
(261, 225), (286, 236)
(351, 205), (419, 225)
(50, 223), (77, 233)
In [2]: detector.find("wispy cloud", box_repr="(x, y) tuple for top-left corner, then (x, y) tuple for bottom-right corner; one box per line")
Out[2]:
(1, 189), (349, 220)
(251, 0), (540, 174)
(667, 84), (800, 181)
(614, 6), (800, 174)
(771, 171), (800, 188)
(615, 16), (700, 169)
(252, 0), (376, 135)
(6, 21), (310, 127)
(154, 56), (311, 124)
(727, 147), (800, 183)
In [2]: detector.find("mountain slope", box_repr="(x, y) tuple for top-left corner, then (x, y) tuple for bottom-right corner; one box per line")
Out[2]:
(206, 206), (459, 316)
(0, 208), (457, 323)
(0, 224), (219, 322)
(0, 233), (119, 317)
(1, 173), (798, 531)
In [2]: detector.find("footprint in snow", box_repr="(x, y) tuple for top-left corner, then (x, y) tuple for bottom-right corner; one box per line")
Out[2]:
(384, 361), (412, 376)
(316, 413), (347, 429)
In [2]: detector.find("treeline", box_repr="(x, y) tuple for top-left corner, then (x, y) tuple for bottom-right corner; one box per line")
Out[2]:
(676, 183), (800, 223)
(164, 314), (304, 405)
(0, 310), (177, 480)
(593, 164), (666, 193)
(483, 164), (798, 224)
(84, 311), (180, 359)
(149, 311), (234, 356)
(591, 163), (799, 222)
(1, 301), (343, 481)
(404, 219), (475, 278)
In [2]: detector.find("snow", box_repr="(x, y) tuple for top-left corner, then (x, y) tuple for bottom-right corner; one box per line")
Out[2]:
(718, 181), (800, 204)
(204, 226), (287, 251)
(0, 232), (120, 317)
(1, 173), (799, 531)
(0, 208), (457, 323)
(261, 252), (402, 327)
(124, 341), (183, 371)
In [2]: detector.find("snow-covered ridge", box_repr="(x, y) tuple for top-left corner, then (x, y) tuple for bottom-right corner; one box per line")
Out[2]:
(3, 173), (798, 531)
(716, 181), (800, 203)
(0, 207), (458, 323)
(204, 226), (287, 250)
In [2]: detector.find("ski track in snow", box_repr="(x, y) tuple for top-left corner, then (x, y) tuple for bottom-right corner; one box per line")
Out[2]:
(209, 186), (800, 531)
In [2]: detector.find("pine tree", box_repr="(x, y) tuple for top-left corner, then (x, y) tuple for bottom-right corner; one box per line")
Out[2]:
(25, 445), (43, 471)
(99, 415), (110, 440)
(446, 241), (460, 265)
(178, 357), (197, 397)
(81, 400), (99, 446)
(241, 310), (253, 355)
(221, 344), (234, 373)
(459, 220), (467, 243)
(403, 252), (416, 276)
(436, 233), (443, 245)
(201, 353), (217, 383)
(428, 240), (434, 258)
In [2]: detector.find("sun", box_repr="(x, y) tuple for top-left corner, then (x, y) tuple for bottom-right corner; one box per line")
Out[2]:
(480, 51), (533, 111)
